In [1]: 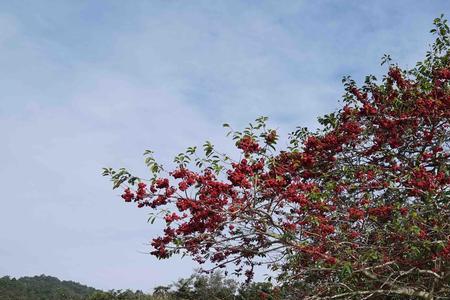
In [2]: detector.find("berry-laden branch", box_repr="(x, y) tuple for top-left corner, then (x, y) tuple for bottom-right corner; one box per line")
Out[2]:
(104, 16), (450, 299)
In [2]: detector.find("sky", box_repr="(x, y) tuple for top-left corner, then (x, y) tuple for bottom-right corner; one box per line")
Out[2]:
(1, 0), (449, 292)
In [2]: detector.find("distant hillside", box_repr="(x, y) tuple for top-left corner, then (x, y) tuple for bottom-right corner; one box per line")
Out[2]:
(0, 275), (98, 300)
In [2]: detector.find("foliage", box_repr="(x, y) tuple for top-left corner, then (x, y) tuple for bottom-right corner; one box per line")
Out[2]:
(0, 272), (287, 300)
(170, 271), (237, 300)
(149, 271), (289, 300)
(0, 275), (98, 300)
(105, 16), (450, 299)
(86, 289), (153, 300)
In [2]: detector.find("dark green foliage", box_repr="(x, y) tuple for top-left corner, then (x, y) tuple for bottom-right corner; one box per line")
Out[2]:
(0, 275), (98, 300)
(86, 290), (153, 300)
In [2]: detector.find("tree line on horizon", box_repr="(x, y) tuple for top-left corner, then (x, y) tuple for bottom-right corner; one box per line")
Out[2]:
(0, 272), (291, 300)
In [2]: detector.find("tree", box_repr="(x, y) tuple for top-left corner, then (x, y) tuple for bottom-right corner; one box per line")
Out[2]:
(104, 16), (450, 299)
(0, 275), (99, 300)
(167, 271), (237, 300)
(152, 286), (171, 299)
(87, 289), (154, 300)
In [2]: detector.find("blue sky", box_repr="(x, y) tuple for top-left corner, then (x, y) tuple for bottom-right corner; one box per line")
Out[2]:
(1, 0), (449, 292)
